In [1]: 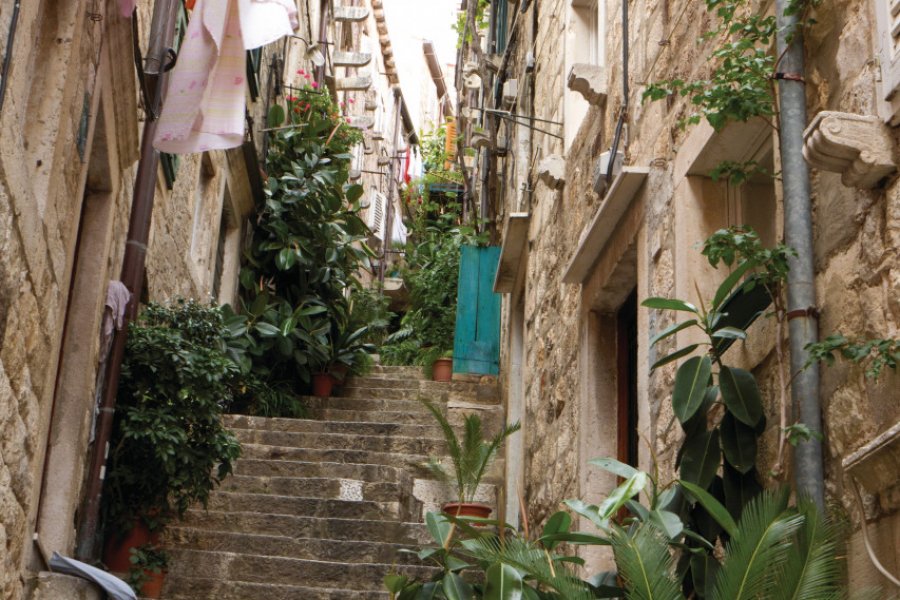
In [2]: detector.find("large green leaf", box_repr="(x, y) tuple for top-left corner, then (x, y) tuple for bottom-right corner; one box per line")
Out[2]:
(652, 344), (700, 371)
(673, 357), (713, 423)
(384, 573), (409, 593)
(483, 563), (523, 600)
(721, 412), (757, 474)
(426, 511), (453, 547)
(442, 572), (474, 600)
(541, 511), (572, 550)
(649, 319), (699, 346)
(642, 297), (699, 314)
(679, 479), (738, 537)
(719, 366), (763, 426)
(712, 259), (754, 310)
(722, 463), (762, 522)
(588, 457), (641, 480)
(679, 429), (720, 490)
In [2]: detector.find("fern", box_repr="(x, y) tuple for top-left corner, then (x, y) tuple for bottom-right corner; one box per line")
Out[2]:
(780, 498), (842, 600)
(610, 524), (685, 600)
(712, 488), (803, 600)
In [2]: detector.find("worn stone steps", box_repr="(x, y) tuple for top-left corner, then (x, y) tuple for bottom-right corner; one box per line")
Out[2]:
(205, 492), (400, 520)
(161, 365), (501, 598)
(165, 528), (422, 564)
(232, 428), (447, 455)
(162, 578), (390, 599)
(179, 510), (430, 545)
(238, 442), (429, 469)
(217, 475), (407, 503)
(225, 414), (443, 438)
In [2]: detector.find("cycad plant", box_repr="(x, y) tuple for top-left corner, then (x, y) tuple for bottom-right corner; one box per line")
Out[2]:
(420, 398), (521, 504)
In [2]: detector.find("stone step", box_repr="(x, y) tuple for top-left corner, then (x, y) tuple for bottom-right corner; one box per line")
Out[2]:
(239, 443), (430, 469)
(333, 5), (369, 21)
(165, 528), (423, 565)
(306, 408), (436, 425)
(217, 475), (407, 504)
(165, 550), (432, 589)
(231, 458), (408, 483)
(335, 76), (372, 91)
(163, 579), (390, 599)
(332, 50), (372, 67)
(225, 414), (442, 438)
(232, 428), (447, 455)
(302, 396), (434, 414)
(359, 365), (429, 380)
(178, 511), (430, 545)
(205, 492), (399, 520)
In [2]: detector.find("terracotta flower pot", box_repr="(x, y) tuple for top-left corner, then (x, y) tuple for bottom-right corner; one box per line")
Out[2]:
(431, 357), (453, 382)
(311, 372), (335, 397)
(442, 502), (493, 522)
(102, 519), (160, 573)
(139, 569), (167, 598)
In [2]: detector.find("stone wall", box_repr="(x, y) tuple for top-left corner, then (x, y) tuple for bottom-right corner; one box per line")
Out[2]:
(485, 0), (900, 585)
(0, 1), (262, 597)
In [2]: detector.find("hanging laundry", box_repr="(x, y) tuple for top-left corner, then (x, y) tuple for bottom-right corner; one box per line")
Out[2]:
(118, 0), (136, 17)
(154, 0), (298, 154)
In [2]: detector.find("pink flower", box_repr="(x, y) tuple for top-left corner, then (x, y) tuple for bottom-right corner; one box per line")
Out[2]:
(297, 69), (305, 75)
(346, 117), (352, 123)
(286, 95), (297, 102)
(304, 73), (311, 80)
(340, 101), (345, 107)
(311, 81), (319, 89)
(348, 98), (355, 104)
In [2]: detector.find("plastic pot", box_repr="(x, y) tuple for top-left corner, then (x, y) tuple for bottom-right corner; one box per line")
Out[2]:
(311, 372), (335, 397)
(102, 519), (160, 573)
(139, 570), (166, 598)
(431, 357), (453, 382)
(442, 502), (493, 523)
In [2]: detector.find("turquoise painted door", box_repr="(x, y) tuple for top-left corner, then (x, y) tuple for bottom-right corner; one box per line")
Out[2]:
(453, 245), (502, 375)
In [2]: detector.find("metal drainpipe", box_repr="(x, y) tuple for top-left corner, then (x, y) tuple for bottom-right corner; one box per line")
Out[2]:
(0, 0), (21, 112)
(775, 0), (825, 510)
(380, 87), (403, 284)
(75, 0), (180, 560)
(607, 0), (629, 182)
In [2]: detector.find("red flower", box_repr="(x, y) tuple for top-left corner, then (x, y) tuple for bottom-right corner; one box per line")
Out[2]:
(311, 81), (319, 89)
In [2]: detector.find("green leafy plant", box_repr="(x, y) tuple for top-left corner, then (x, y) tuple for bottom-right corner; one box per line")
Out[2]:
(231, 84), (377, 412)
(420, 398), (521, 504)
(126, 543), (169, 592)
(102, 301), (242, 536)
(805, 333), (899, 380)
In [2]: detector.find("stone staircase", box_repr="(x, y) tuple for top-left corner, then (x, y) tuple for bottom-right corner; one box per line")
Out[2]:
(159, 365), (503, 599)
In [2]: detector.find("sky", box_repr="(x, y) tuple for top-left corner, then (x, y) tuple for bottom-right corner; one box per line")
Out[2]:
(381, 0), (460, 132)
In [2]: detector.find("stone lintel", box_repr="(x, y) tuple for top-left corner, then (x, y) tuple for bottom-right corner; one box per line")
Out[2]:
(332, 51), (372, 67)
(843, 420), (900, 494)
(335, 76), (373, 92)
(563, 166), (650, 284)
(537, 154), (566, 190)
(567, 63), (607, 107)
(494, 213), (531, 294)
(803, 111), (897, 189)
(334, 6), (369, 21)
(348, 115), (374, 130)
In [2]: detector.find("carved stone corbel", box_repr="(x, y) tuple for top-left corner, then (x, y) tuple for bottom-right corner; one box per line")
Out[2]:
(538, 155), (566, 190)
(567, 63), (607, 107)
(803, 111), (897, 189)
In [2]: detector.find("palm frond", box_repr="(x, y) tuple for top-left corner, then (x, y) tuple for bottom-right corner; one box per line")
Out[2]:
(712, 488), (803, 600)
(780, 497), (842, 600)
(460, 413), (486, 500)
(419, 398), (463, 498)
(610, 523), (685, 600)
(462, 535), (594, 599)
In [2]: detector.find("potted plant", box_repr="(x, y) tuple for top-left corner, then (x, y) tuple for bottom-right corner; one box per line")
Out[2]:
(101, 301), (241, 567)
(420, 398), (521, 520)
(127, 543), (169, 599)
(421, 346), (454, 382)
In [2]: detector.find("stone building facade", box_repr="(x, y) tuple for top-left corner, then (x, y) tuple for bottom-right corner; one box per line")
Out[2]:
(458, 0), (900, 590)
(0, 0), (409, 597)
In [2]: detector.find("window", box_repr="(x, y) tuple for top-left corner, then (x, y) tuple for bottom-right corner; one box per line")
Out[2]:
(875, 0), (900, 121)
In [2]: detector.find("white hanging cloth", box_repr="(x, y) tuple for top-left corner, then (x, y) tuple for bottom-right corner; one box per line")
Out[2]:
(153, 0), (298, 154)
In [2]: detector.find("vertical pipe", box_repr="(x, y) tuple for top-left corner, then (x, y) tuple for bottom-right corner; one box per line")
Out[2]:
(0, 0), (21, 112)
(75, 0), (179, 560)
(775, 0), (825, 510)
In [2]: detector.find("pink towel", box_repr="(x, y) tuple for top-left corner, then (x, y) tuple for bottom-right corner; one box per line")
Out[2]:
(154, 0), (297, 154)
(119, 0), (136, 17)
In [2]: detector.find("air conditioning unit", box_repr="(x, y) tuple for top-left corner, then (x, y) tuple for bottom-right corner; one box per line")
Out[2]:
(592, 150), (624, 196)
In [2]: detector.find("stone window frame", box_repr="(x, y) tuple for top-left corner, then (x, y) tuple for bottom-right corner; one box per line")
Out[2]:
(873, 0), (900, 123)
(564, 0), (606, 148)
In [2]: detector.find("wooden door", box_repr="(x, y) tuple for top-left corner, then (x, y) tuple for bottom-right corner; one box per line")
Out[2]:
(453, 245), (502, 375)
